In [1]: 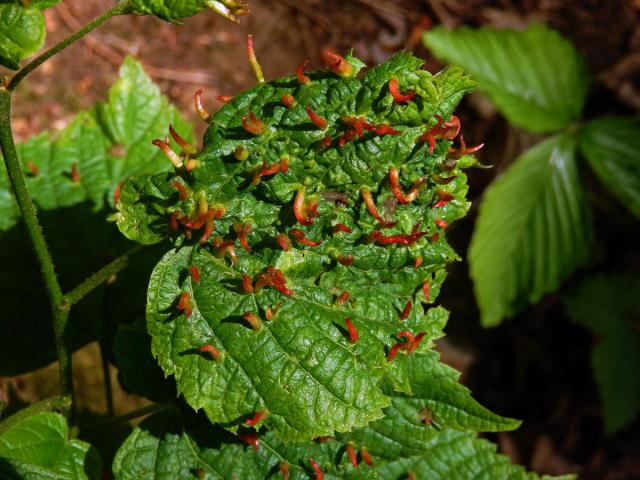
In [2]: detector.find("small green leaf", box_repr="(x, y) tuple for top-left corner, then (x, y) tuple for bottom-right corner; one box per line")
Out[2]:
(129, 0), (248, 22)
(0, 3), (46, 70)
(0, 405), (100, 480)
(564, 274), (640, 432)
(424, 24), (587, 133)
(579, 116), (640, 218)
(0, 57), (192, 375)
(469, 133), (592, 327)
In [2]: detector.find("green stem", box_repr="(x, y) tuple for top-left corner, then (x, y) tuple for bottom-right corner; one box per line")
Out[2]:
(0, 91), (73, 403)
(7, 1), (134, 92)
(63, 245), (146, 308)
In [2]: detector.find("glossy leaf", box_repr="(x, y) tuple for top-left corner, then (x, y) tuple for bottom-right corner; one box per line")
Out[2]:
(424, 24), (587, 133)
(0, 57), (192, 375)
(0, 3), (45, 70)
(469, 134), (592, 327)
(579, 116), (640, 218)
(564, 274), (640, 432)
(125, 52), (480, 440)
(0, 402), (100, 479)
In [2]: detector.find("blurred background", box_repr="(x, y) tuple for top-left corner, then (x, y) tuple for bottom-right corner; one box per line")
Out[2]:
(2, 1), (639, 478)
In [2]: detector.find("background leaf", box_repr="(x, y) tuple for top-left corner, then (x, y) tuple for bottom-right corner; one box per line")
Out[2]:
(0, 57), (192, 375)
(424, 24), (587, 133)
(579, 116), (640, 218)
(0, 3), (45, 70)
(564, 274), (640, 432)
(469, 133), (592, 327)
(0, 404), (100, 480)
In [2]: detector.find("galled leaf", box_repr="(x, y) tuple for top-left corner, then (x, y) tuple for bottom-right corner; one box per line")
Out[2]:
(469, 134), (592, 327)
(123, 52), (480, 440)
(424, 24), (587, 133)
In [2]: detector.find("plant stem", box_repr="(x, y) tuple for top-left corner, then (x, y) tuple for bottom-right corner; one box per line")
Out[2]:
(0, 91), (74, 404)
(63, 245), (146, 308)
(7, 1), (134, 92)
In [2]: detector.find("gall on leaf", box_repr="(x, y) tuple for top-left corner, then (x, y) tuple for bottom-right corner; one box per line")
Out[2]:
(296, 60), (311, 84)
(289, 228), (323, 247)
(242, 274), (254, 293)
(280, 462), (290, 480)
(254, 266), (293, 296)
(199, 344), (222, 361)
(238, 431), (260, 451)
(309, 457), (324, 480)
(361, 187), (396, 228)
(435, 218), (448, 229)
(169, 124), (196, 155)
(281, 93), (296, 108)
(388, 78), (416, 103)
(152, 138), (183, 169)
(234, 223), (252, 253)
(171, 180), (189, 200)
(335, 291), (350, 307)
(189, 265), (201, 284)
(432, 190), (455, 209)
(242, 111), (267, 136)
(360, 447), (373, 466)
(344, 318), (359, 343)
(27, 161), (39, 176)
(414, 256), (423, 268)
(338, 255), (354, 266)
(246, 34), (265, 83)
(306, 105), (328, 130)
(243, 311), (262, 330)
(400, 301), (412, 320)
(370, 228), (427, 246)
(276, 233), (292, 251)
(346, 443), (358, 468)
(113, 180), (123, 205)
(293, 188), (318, 226)
(245, 410), (268, 426)
(194, 88), (211, 122)
(333, 223), (352, 234)
(422, 281), (430, 302)
(448, 135), (484, 160)
(321, 49), (353, 77)
(419, 114), (461, 155)
(215, 95), (233, 103)
(71, 163), (80, 183)
(389, 167), (426, 205)
(177, 292), (193, 318)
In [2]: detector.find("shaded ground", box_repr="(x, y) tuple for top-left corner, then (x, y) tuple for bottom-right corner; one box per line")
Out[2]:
(2, 0), (640, 478)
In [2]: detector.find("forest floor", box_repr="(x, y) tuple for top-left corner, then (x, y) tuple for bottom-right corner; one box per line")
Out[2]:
(2, 0), (639, 478)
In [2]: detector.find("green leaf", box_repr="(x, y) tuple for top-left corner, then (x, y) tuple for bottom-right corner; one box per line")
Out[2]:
(129, 0), (248, 22)
(579, 116), (640, 218)
(129, 52), (483, 440)
(0, 404), (100, 479)
(469, 133), (592, 327)
(0, 57), (192, 375)
(564, 274), (640, 432)
(0, 3), (45, 70)
(424, 24), (587, 133)
(112, 402), (556, 480)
